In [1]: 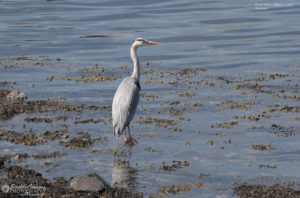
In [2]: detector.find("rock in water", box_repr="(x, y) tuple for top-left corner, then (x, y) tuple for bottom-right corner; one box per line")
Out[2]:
(70, 173), (110, 192)
(5, 91), (27, 101)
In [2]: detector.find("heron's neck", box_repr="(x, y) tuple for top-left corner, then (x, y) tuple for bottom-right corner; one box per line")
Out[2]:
(130, 45), (140, 81)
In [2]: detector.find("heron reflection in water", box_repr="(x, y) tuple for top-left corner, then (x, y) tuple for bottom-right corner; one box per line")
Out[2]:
(112, 150), (138, 189)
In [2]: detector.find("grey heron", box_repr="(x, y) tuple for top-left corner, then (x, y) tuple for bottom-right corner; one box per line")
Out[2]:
(112, 38), (159, 145)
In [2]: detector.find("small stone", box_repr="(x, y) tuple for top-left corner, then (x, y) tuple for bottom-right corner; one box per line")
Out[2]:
(14, 153), (29, 161)
(14, 154), (20, 161)
(70, 173), (110, 192)
(63, 134), (69, 139)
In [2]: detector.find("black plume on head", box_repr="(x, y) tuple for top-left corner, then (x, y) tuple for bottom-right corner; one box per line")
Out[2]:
(135, 38), (146, 43)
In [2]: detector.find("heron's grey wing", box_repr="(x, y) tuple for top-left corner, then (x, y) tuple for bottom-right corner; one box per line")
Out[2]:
(112, 77), (140, 137)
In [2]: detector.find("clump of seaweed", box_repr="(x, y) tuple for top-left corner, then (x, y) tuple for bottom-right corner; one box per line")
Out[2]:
(159, 160), (189, 171)
(252, 143), (275, 151)
(158, 183), (192, 195)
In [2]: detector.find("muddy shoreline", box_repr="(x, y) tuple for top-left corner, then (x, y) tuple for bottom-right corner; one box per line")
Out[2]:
(0, 160), (142, 197)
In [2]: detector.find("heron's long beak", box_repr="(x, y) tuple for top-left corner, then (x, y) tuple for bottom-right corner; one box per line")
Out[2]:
(147, 41), (160, 45)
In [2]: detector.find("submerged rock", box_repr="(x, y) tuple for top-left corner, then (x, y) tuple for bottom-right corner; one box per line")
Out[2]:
(70, 173), (110, 192)
(233, 183), (300, 198)
(5, 90), (27, 102)
(0, 90), (27, 120)
(0, 89), (110, 120)
(0, 156), (11, 168)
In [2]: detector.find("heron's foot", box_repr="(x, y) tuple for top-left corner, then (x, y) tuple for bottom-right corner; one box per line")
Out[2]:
(122, 137), (138, 145)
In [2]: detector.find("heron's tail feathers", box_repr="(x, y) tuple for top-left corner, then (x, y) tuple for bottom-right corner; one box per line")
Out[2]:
(113, 124), (122, 137)
(114, 129), (121, 137)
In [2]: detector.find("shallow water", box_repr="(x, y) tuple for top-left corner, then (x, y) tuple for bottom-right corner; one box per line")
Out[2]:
(0, 0), (300, 197)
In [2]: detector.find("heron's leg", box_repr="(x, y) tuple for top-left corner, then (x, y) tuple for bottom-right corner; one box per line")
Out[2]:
(127, 126), (132, 139)
(122, 127), (129, 143)
(122, 126), (137, 145)
(127, 126), (138, 145)
(124, 127), (127, 138)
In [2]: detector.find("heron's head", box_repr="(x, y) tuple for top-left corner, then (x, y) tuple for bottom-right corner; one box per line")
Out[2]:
(132, 38), (160, 48)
